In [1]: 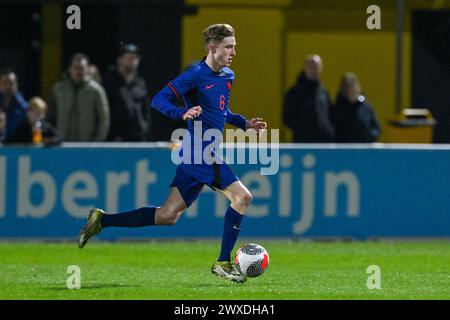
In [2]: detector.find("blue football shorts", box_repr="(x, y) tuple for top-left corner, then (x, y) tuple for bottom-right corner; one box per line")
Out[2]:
(169, 162), (239, 207)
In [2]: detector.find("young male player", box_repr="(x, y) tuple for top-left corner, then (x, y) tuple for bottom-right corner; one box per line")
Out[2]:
(78, 24), (267, 283)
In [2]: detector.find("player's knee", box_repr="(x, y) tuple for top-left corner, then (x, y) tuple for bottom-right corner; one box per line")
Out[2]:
(164, 214), (179, 225)
(159, 214), (178, 225)
(157, 207), (181, 225)
(243, 192), (253, 207)
(235, 191), (253, 209)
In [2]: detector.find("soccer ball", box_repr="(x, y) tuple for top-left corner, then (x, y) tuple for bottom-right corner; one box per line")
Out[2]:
(234, 243), (269, 277)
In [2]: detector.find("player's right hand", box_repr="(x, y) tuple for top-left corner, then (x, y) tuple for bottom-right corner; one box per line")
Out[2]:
(182, 106), (202, 121)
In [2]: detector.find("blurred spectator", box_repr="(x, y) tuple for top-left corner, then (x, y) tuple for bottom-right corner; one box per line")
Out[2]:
(47, 53), (110, 142)
(331, 72), (380, 142)
(0, 110), (6, 142)
(283, 54), (334, 142)
(5, 97), (62, 146)
(89, 65), (102, 84)
(103, 44), (150, 141)
(0, 69), (28, 141)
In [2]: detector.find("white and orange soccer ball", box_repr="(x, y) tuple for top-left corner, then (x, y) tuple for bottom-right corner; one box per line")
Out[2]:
(234, 243), (269, 277)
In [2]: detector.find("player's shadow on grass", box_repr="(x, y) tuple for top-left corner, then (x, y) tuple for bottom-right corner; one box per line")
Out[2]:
(48, 283), (137, 291)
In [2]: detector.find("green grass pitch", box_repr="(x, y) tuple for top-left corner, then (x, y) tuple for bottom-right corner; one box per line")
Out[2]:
(1, 240), (449, 299)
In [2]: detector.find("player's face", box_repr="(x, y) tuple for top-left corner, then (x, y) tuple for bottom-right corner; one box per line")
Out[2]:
(214, 36), (236, 68)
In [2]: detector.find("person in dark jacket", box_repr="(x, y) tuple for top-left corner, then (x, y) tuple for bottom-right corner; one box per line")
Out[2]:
(331, 72), (380, 143)
(0, 69), (28, 141)
(283, 54), (334, 142)
(6, 97), (62, 146)
(103, 44), (150, 142)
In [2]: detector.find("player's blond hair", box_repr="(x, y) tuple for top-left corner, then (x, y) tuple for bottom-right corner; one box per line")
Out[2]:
(202, 24), (235, 51)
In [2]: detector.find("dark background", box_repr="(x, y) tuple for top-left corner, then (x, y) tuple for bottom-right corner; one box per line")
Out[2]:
(412, 10), (450, 143)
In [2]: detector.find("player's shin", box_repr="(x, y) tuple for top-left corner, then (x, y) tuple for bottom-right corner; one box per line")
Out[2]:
(101, 207), (156, 228)
(217, 206), (244, 262)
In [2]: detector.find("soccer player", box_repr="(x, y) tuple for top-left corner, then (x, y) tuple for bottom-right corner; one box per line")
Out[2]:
(78, 24), (267, 283)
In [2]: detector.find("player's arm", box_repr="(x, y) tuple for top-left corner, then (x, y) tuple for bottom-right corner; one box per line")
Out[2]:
(150, 66), (202, 121)
(227, 109), (267, 133)
(226, 110), (247, 130)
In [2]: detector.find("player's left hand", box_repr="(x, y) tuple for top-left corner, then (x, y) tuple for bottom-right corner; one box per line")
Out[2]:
(245, 117), (267, 134)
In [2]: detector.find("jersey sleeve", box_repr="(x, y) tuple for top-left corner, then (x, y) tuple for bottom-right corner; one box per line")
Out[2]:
(226, 108), (247, 130)
(168, 65), (200, 97)
(150, 66), (200, 120)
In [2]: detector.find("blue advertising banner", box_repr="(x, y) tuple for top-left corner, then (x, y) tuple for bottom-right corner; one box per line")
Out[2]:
(0, 144), (449, 239)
